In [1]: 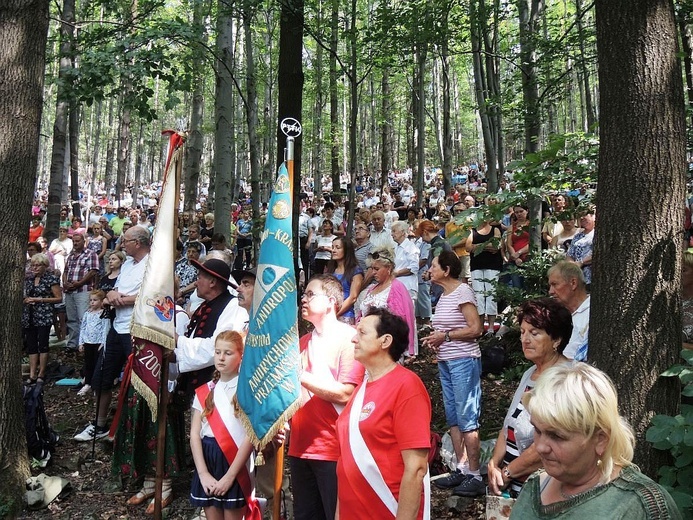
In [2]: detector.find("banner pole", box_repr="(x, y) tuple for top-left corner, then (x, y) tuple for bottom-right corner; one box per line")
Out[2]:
(153, 132), (181, 520)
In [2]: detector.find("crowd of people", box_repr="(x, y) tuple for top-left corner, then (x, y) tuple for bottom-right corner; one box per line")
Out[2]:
(21, 167), (684, 519)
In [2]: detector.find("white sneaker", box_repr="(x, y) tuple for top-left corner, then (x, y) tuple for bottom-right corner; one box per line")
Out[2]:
(74, 423), (109, 442)
(77, 384), (91, 396)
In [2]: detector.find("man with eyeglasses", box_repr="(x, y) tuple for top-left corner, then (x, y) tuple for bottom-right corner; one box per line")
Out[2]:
(74, 226), (150, 441)
(289, 274), (364, 520)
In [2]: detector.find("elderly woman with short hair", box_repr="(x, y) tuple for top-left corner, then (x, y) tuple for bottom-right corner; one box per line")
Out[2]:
(486, 298), (572, 498)
(336, 308), (431, 519)
(23, 253), (63, 384)
(511, 363), (681, 519)
(423, 251), (485, 496)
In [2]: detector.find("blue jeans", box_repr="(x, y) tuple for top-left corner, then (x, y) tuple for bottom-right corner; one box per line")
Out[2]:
(438, 357), (481, 432)
(64, 291), (90, 349)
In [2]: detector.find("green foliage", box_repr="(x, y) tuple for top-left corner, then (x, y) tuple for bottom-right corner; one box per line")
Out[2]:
(495, 248), (565, 312)
(509, 131), (599, 205)
(646, 350), (693, 515)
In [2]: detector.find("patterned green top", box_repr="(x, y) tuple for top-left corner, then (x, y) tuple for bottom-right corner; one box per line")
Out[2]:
(510, 465), (682, 519)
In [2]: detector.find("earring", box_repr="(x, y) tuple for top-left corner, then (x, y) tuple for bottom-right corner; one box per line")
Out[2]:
(596, 459), (602, 468)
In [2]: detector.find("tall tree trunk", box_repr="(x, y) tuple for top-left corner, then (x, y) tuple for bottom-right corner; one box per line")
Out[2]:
(90, 100), (103, 193)
(104, 98), (116, 197)
(575, 0), (596, 130)
(518, 0), (543, 249)
(244, 0), (261, 238)
(276, 0), (304, 281)
(69, 99), (80, 218)
(592, 0), (684, 478)
(184, 0), (207, 212)
(346, 0), (358, 234)
(415, 46), (426, 209)
(116, 94), (131, 206)
(132, 120), (144, 209)
(46, 0), (75, 241)
(313, 10), (324, 200)
(380, 66), (392, 186)
(214, 0), (235, 243)
(441, 26), (453, 196)
(677, 9), (693, 129)
(0, 0), (50, 513)
(329, 0), (339, 193)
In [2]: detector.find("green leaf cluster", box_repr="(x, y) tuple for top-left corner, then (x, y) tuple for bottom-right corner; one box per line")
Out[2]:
(646, 350), (693, 515)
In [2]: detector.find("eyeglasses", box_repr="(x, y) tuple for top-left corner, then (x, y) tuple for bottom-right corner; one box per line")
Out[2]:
(121, 238), (137, 244)
(301, 291), (327, 301)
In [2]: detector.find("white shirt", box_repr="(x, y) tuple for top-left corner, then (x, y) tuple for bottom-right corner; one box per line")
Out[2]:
(394, 239), (420, 294)
(113, 254), (149, 334)
(564, 295), (590, 359)
(176, 296), (248, 373)
(369, 229), (395, 250)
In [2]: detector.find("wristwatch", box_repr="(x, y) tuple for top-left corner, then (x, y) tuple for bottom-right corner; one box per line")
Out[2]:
(503, 466), (513, 479)
(444, 331), (451, 342)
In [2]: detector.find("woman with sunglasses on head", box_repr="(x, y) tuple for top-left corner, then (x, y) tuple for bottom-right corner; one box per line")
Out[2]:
(356, 246), (416, 358)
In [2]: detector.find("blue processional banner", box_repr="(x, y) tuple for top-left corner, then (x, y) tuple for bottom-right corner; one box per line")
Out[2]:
(236, 163), (301, 449)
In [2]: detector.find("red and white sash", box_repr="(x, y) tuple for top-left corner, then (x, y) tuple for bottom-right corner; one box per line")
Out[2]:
(345, 379), (430, 519)
(195, 383), (262, 520)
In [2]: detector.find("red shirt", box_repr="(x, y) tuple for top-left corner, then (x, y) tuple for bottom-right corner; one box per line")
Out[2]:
(288, 327), (364, 461)
(336, 365), (431, 519)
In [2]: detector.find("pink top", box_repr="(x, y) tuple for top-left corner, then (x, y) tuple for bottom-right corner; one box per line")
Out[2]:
(432, 283), (480, 361)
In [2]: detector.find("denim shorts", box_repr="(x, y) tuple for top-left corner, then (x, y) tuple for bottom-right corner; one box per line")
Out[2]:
(438, 357), (481, 432)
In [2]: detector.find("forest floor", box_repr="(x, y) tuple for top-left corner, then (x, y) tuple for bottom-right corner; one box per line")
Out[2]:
(18, 334), (517, 520)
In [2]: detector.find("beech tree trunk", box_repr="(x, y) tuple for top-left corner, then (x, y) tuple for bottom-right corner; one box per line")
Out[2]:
(592, 0), (684, 478)
(213, 0), (235, 243)
(184, 0), (207, 212)
(0, 0), (50, 513)
(46, 0), (75, 238)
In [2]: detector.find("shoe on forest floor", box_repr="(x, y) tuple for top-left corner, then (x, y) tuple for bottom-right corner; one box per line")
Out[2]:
(73, 423), (109, 442)
(77, 384), (92, 396)
(452, 475), (485, 497)
(432, 469), (467, 489)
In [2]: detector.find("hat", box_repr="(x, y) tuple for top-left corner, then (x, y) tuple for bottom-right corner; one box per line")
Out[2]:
(232, 267), (257, 285)
(191, 258), (235, 286)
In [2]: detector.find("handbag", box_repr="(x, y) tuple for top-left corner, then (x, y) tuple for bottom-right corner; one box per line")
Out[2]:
(485, 492), (515, 520)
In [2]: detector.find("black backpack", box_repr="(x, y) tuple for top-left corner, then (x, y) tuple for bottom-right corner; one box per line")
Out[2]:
(24, 384), (59, 462)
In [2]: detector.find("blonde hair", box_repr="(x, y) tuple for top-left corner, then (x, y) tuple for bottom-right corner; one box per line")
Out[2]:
(523, 363), (634, 483)
(683, 251), (693, 270)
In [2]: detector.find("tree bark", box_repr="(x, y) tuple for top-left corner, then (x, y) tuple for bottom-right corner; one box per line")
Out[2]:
(0, 0), (50, 513)
(46, 0), (75, 240)
(276, 0), (304, 282)
(244, 0), (261, 235)
(213, 0), (235, 243)
(593, 0), (684, 478)
(184, 0), (207, 212)
(518, 0), (543, 250)
(329, 0), (339, 193)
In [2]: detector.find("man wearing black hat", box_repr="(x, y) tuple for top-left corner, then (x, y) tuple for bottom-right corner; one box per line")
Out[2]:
(175, 256), (248, 394)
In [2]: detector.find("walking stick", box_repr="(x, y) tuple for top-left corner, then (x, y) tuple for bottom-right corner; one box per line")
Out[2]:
(273, 442), (285, 520)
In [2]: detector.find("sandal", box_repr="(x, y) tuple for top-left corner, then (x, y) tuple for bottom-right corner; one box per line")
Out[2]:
(24, 378), (37, 386)
(145, 480), (173, 514)
(126, 479), (156, 506)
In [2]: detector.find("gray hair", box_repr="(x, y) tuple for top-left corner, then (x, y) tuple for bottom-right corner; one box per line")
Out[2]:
(205, 249), (233, 267)
(129, 226), (151, 247)
(548, 260), (586, 287)
(391, 221), (408, 234)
